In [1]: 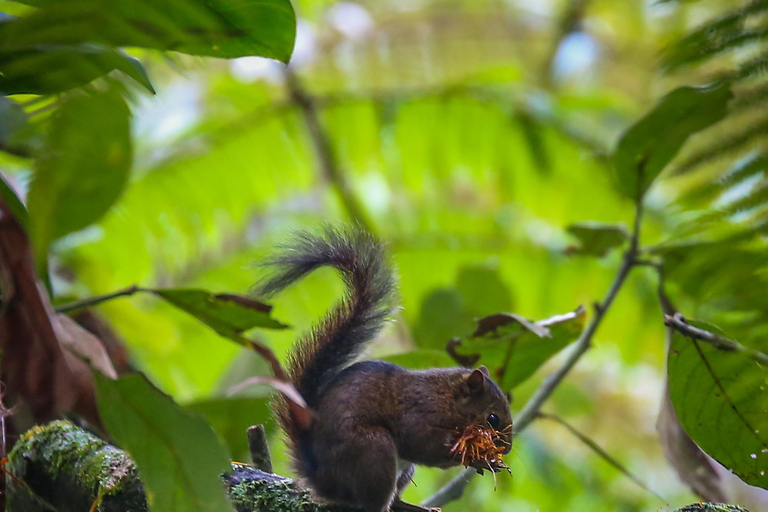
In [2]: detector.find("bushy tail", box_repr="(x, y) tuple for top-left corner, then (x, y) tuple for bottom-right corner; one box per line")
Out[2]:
(256, 227), (396, 443)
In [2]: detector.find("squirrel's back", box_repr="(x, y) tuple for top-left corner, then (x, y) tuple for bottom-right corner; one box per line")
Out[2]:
(256, 227), (396, 465)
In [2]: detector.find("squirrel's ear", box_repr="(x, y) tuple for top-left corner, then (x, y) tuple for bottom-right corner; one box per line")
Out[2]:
(466, 368), (486, 394)
(478, 365), (490, 377)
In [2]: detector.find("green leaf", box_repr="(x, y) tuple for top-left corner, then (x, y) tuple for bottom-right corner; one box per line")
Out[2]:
(95, 373), (233, 512)
(668, 322), (768, 490)
(0, 44), (155, 95)
(613, 84), (733, 200)
(0, 172), (28, 231)
(0, 0), (296, 62)
(0, 95), (29, 156)
(451, 306), (586, 390)
(185, 396), (272, 463)
(455, 264), (514, 318)
(565, 222), (629, 257)
(384, 349), (458, 370)
(27, 86), (132, 267)
(153, 288), (288, 342)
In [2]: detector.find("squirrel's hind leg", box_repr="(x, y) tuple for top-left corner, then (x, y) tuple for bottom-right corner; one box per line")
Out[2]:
(313, 427), (399, 512)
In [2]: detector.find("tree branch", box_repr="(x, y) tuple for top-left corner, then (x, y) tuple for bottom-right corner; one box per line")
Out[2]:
(283, 68), (373, 232)
(536, 412), (664, 501)
(425, 201), (644, 508)
(664, 313), (768, 365)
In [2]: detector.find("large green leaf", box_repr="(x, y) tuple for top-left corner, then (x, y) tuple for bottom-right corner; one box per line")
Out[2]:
(27, 87), (132, 267)
(185, 396), (272, 463)
(153, 288), (288, 341)
(0, 43), (154, 95)
(668, 322), (768, 490)
(451, 306), (586, 390)
(95, 373), (233, 512)
(0, 0), (296, 62)
(613, 84), (732, 200)
(565, 222), (628, 257)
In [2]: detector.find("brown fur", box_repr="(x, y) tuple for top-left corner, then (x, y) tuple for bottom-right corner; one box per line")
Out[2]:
(259, 229), (512, 512)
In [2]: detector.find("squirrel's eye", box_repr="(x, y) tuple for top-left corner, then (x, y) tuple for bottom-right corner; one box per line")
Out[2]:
(487, 413), (500, 430)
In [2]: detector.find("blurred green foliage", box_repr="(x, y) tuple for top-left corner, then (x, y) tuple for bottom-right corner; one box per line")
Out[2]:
(2, 0), (768, 510)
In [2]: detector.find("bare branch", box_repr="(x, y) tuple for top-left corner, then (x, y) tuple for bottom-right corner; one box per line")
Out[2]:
(664, 313), (768, 365)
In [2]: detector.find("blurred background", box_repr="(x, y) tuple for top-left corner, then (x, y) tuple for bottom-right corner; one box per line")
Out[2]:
(2, 0), (768, 510)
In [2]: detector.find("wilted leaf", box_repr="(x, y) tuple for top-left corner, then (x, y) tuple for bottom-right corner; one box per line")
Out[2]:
(668, 321), (768, 490)
(613, 84), (733, 200)
(27, 86), (132, 267)
(185, 397), (271, 463)
(565, 222), (629, 257)
(153, 288), (288, 341)
(658, 374), (728, 503)
(0, 198), (108, 428)
(452, 306), (586, 390)
(0, 0), (296, 62)
(95, 373), (233, 512)
(0, 43), (155, 95)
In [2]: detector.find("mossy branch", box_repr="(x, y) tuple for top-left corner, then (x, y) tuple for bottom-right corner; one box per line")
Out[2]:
(5, 421), (751, 512)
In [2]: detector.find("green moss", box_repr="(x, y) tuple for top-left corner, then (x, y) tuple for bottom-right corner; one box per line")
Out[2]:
(7, 421), (147, 512)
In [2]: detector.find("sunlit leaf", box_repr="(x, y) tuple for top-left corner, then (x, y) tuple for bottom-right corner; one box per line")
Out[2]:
(27, 86), (132, 269)
(451, 306), (586, 390)
(96, 373), (233, 512)
(565, 222), (628, 257)
(668, 321), (768, 490)
(153, 288), (288, 342)
(613, 84), (733, 200)
(0, 0), (296, 62)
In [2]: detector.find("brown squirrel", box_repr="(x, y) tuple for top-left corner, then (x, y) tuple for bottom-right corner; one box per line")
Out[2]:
(257, 228), (513, 512)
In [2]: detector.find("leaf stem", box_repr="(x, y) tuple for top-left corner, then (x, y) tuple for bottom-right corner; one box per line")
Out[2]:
(55, 285), (143, 313)
(424, 201), (644, 508)
(536, 412), (665, 501)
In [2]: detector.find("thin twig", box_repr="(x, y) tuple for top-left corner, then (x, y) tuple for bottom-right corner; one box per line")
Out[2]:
(424, 199), (644, 508)
(283, 68), (373, 232)
(536, 412), (665, 501)
(664, 313), (768, 365)
(55, 285), (143, 313)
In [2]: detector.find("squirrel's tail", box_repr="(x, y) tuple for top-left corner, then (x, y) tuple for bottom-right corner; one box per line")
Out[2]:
(256, 227), (396, 440)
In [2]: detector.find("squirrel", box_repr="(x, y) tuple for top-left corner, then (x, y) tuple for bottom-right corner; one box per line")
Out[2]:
(257, 228), (513, 512)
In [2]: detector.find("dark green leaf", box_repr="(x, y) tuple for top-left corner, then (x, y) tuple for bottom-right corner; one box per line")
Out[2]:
(185, 396), (272, 463)
(613, 84), (733, 200)
(0, 95), (30, 156)
(565, 222), (629, 257)
(0, 0), (296, 62)
(455, 264), (514, 318)
(0, 172), (28, 231)
(452, 306), (585, 390)
(153, 288), (288, 341)
(95, 373), (233, 512)
(0, 44), (155, 95)
(413, 288), (475, 349)
(27, 87), (132, 266)
(668, 322), (768, 490)
(384, 349), (458, 370)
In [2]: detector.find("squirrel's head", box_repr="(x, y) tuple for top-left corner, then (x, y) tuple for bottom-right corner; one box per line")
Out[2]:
(456, 366), (513, 454)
